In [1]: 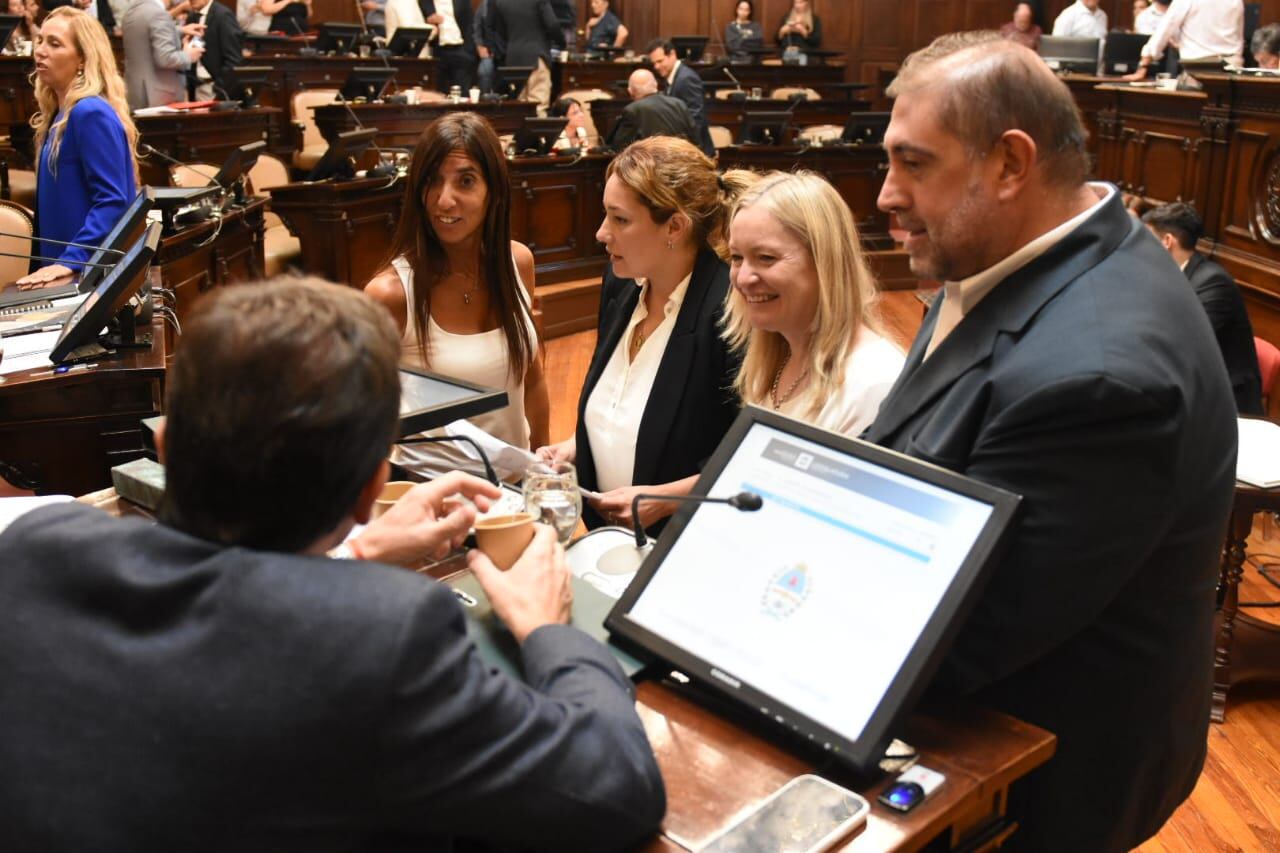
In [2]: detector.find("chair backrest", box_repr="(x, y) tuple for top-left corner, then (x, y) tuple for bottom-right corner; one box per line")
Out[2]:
(0, 199), (32, 284)
(771, 86), (821, 101)
(169, 163), (219, 188)
(292, 88), (340, 151)
(1257, 336), (1280, 414)
(248, 153), (291, 195)
(798, 123), (842, 142)
(710, 125), (734, 149)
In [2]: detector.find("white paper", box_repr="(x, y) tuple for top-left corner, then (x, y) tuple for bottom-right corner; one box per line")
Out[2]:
(0, 495), (76, 534)
(1237, 418), (1280, 488)
(440, 419), (539, 481)
(0, 330), (61, 376)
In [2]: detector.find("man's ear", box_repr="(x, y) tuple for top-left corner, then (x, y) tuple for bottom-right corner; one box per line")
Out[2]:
(353, 459), (391, 525)
(992, 129), (1037, 202)
(154, 419), (167, 465)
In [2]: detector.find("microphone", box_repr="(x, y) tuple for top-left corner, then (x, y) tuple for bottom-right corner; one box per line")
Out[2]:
(396, 434), (500, 485)
(288, 18), (318, 56)
(0, 232), (125, 256)
(334, 93), (395, 175)
(723, 65), (743, 91)
(595, 491), (764, 576)
(140, 143), (223, 190)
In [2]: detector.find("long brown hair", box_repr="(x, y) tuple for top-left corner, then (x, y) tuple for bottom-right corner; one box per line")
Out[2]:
(378, 112), (534, 378)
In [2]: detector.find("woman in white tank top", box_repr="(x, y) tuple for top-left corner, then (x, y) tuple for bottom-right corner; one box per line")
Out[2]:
(365, 113), (548, 478)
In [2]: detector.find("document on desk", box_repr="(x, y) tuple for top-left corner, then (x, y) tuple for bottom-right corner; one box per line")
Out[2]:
(399, 419), (538, 481)
(0, 495), (76, 534)
(1237, 417), (1280, 488)
(0, 330), (61, 375)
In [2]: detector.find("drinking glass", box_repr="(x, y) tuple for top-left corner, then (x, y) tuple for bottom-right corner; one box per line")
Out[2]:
(523, 461), (583, 545)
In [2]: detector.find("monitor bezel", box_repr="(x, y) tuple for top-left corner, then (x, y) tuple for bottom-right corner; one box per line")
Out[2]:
(738, 110), (793, 145)
(841, 111), (891, 145)
(306, 127), (379, 181)
(75, 191), (154, 295)
(495, 65), (535, 99)
(314, 21), (362, 55)
(228, 64), (272, 107)
(397, 363), (510, 437)
(338, 65), (396, 102)
(386, 26), (430, 57)
(213, 140), (267, 188)
(605, 405), (1022, 774)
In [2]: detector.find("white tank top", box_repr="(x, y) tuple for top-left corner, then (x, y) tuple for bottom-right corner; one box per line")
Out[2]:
(390, 255), (537, 477)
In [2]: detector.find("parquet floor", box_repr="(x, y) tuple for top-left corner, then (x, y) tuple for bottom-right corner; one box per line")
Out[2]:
(540, 288), (1280, 852)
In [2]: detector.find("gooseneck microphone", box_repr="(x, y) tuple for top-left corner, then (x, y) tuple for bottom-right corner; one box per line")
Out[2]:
(139, 143), (222, 189)
(0, 232), (124, 256)
(395, 434), (500, 485)
(594, 490), (764, 576)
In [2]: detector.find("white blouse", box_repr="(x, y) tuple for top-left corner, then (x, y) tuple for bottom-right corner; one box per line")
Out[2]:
(583, 274), (691, 492)
(391, 255), (537, 477)
(777, 326), (905, 437)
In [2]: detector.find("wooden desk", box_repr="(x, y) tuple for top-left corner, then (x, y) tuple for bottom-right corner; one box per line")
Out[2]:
(156, 197), (267, 332)
(719, 144), (892, 251)
(589, 97), (866, 144)
(0, 56), (36, 129)
(0, 320), (166, 496)
(312, 101), (538, 149)
(271, 154), (609, 290)
(637, 682), (1054, 851)
(552, 58), (845, 99)
(135, 108), (284, 187)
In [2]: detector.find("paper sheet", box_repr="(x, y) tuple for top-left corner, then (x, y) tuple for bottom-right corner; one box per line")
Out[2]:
(0, 330), (60, 376)
(1237, 418), (1280, 488)
(0, 495), (76, 534)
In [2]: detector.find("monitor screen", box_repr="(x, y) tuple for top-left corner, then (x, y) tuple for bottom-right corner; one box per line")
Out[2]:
(1038, 36), (1099, 74)
(495, 66), (534, 100)
(314, 22), (362, 55)
(1101, 33), (1147, 76)
(398, 365), (509, 437)
(841, 111), (890, 145)
(75, 191), (154, 294)
(514, 116), (568, 156)
(608, 408), (1020, 772)
(339, 66), (396, 102)
(0, 14), (21, 47)
(228, 64), (271, 106)
(386, 26), (430, 57)
(739, 111), (792, 145)
(671, 35), (709, 63)
(213, 140), (267, 188)
(306, 127), (379, 181)
(51, 223), (161, 363)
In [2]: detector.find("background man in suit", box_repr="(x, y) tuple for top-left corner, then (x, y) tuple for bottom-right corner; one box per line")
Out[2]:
(869, 34), (1236, 852)
(421, 0), (475, 93)
(185, 0), (242, 101)
(0, 278), (665, 851)
(607, 68), (696, 150)
(472, 0), (505, 93)
(490, 0), (561, 109)
(46, 0), (117, 34)
(122, 0), (204, 109)
(1143, 201), (1264, 413)
(646, 37), (715, 156)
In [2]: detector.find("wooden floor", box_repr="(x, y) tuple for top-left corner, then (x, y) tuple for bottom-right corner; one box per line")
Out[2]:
(540, 288), (1280, 853)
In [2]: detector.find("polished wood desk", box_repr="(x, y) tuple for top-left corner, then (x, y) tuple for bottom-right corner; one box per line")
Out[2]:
(0, 56), (36, 129)
(270, 154), (609, 289)
(553, 58), (846, 98)
(719, 143), (893, 251)
(589, 96), (866, 144)
(0, 320), (166, 496)
(312, 100), (538, 149)
(156, 197), (267, 332)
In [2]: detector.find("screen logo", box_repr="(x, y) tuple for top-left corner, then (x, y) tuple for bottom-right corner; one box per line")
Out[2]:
(761, 563), (812, 621)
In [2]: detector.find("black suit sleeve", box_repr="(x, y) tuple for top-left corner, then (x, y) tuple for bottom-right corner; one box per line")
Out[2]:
(210, 9), (244, 91)
(98, 0), (115, 31)
(1192, 267), (1238, 335)
(373, 583), (665, 849)
(607, 107), (639, 150)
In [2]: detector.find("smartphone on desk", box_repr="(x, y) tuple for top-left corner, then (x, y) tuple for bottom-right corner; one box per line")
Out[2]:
(699, 774), (869, 853)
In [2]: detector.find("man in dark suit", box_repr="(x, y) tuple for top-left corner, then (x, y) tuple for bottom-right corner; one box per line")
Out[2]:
(46, 0), (115, 33)
(421, 0), (476, 93)
(186, 0), (243, 101)
(869, 35), (1236, 852)
(607, 68), (697, 150)
(1142, 201), (1264, 414)
(646, 37), (715, 156)
(490, 0), (561, 107)
(0, 279), (665, 851)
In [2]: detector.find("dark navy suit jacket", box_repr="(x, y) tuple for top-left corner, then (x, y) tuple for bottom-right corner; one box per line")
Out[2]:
(665, 61), (715, 156)
(864, 191), (1236, 852)
(1183, 252), (1263, 414)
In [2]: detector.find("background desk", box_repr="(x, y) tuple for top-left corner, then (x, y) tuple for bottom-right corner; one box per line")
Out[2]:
(552, 58), (846, 98)
(589, 97), (867, 145)
(313, 101), (538, 150)
(157, 198), (267, 331)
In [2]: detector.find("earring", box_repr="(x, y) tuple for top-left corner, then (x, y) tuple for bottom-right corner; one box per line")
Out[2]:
(666, 239), (674, 250)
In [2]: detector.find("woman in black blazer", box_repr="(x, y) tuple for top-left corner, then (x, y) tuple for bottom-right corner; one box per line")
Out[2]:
(538, 137), (755, 533)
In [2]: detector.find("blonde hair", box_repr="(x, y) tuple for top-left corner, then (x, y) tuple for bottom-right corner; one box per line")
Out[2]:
(722, 171), (883, 421)
(30, 7), (139, 181)
(787, 0), (814, 32)
(606, 136), (757, 261)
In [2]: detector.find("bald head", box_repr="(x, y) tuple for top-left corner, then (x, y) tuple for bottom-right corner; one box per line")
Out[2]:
(628, 69), (660, 100)
(887, 34), (1089, 188)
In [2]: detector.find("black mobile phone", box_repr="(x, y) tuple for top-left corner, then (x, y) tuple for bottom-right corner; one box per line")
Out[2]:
(878, 781), (926, 812)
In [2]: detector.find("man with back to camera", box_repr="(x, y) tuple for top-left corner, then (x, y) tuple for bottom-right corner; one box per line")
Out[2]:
(490, 0), (561, 108)
(122, 0), (205, 108)
(606, 67), (697, 151)
(1131, 0), (1244, 78)
(0, 278), (665, 851)
(645, 37), (715, 157)
(868, 33), (1236, 852)
(1051, 0), (1107, 38)
(1142, 201), (1264, 414)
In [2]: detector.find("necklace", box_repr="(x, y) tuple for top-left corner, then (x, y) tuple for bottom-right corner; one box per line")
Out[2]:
(630, 323), (646, 358)
(448, 272), (480, 305)
(769, 351), (809, 410)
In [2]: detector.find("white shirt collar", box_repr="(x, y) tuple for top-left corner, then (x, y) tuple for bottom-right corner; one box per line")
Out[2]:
(634, 272), (692, 321)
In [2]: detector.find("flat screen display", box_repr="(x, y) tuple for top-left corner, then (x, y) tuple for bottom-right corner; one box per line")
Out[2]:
(397, 365), (508, 437)
(609, 408), (1020, 772)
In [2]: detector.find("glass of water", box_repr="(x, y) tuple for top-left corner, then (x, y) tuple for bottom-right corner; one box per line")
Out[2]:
(523, 461), (582, 545)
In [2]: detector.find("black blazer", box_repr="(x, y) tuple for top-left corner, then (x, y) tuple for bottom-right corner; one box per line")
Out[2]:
(575, 247), (740, 531)
(490, 0), (560, 66)
(865, 193), (1237, 852)
(1184, 252), (1263, 414)
(665, 61), (715, 156)
(188, 1), (243, 99)
(47, 0), (114, 30)
(606, 93), (696, 150)
(420, 0), (473, 48)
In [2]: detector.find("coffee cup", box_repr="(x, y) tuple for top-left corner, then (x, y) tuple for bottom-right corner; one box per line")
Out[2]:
(373, 481), (415, 518)
(475, 512), (535, 570)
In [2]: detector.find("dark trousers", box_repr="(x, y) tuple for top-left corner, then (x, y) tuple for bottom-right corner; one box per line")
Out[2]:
(435, 44), (477, 92)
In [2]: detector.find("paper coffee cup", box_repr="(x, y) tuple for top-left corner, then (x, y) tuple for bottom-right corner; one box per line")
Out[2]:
(373, 481), (415, 519)
(475, 512), (535, 570)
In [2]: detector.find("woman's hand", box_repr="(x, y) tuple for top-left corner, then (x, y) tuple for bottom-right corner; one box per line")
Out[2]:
(180, 22), (206, 38)
(590, 485), (675, 530)
(535, 437), (576, 465)
(15, 264), (74, 287)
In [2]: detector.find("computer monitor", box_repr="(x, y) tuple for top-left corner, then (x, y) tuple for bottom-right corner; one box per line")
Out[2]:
(313, 22), (362, 55)
(228, 65), (271, 107)
(76, 190), (155, 295)
(1101, 33), (1148, 76)
(306, 127), (379, 181)
(513, 116), (568, 156)
(739, 111), (792, 146)
(495, 65), (534, 100)
(339, 66), (396, 102)
(671, 35), (709, 63)
(841, 111), (891, 146)
(0, 14), (22, 48)
(606, 406), (1021, 774)
(212, 140), (267, 190)
(1038, 36), (1099, 74)
(386, 26), (430, 57)
(398, 365), (508, 436)
(50, 223), (161, 364)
